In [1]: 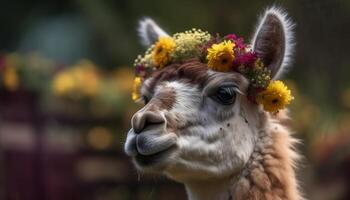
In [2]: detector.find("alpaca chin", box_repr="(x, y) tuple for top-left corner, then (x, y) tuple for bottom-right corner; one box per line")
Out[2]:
(132, 144), (177, 172)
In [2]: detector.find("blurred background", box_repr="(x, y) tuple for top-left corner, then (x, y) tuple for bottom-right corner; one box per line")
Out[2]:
(0, 0), (349, 199)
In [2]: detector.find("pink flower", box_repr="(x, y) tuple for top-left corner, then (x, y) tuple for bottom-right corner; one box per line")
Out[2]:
(238, 52), (257, 66)
(224, 34), (247, 50)
(232, 52), (257, 70)
(235, 37), (246, 49)
(224, 34), (237, 41)
(135, 64), (145, 74)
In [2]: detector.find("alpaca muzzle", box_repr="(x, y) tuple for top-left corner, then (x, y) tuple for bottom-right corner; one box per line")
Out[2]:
(124, 109), (177, 167)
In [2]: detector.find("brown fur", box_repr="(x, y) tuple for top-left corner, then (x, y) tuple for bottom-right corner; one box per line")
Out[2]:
(231, 111), (302, 200)
(154, 86), (176, 110)
(147, 59), (209, 93)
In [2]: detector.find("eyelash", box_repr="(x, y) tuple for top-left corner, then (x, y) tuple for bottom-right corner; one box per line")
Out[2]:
(213, 86), (237, 105)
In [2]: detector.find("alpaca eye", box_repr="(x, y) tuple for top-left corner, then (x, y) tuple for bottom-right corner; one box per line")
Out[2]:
(212, 85), (237, 105)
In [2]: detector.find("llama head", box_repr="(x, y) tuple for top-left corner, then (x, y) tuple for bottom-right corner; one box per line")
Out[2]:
(124, 7), (294, 183)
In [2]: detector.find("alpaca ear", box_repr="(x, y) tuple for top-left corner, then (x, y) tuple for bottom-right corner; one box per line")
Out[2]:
(251, 7), (294, 79)
(138, 18), (170, 47)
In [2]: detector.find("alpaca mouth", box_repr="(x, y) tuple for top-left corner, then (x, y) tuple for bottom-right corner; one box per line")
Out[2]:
(125, 128), (178, 168)
(134, 145), (177, 167)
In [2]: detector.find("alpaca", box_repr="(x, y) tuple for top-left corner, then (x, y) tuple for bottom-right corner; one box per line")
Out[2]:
(124, 7), (303, 200)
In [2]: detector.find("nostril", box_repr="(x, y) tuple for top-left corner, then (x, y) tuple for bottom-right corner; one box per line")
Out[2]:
(132, 111), (165, 133)
(144, 112), (165, 124)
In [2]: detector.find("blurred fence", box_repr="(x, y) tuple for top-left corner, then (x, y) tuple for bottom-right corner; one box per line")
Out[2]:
(0, 88), (187, 200)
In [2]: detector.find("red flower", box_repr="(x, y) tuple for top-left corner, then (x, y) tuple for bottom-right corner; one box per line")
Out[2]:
(232, 52), (257, 70)
(135, 64), (145, 74)
(238, 52), (257, 66)
(224, 34), (246, 49)
(235, 37), (246, 49)
(224, 34), (237, 41)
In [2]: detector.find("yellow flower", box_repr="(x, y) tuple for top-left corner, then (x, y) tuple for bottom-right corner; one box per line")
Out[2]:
(71, 61), (99, 97)
(112, 67), (134, 93)
(256, 80), (294, 113)
(206, 40), (235, 72)
(132, 77), (142, 102)
(3, 66), (19, 91)
(152, 37), (175, 68)
(52, 71), (75, 96)
(87, 127), (113, 150)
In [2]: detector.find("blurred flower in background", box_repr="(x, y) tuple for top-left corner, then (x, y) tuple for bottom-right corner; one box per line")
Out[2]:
(86, 126), (113, 150)
(3, 65), (19, 91)
(52, 60), (100, 98)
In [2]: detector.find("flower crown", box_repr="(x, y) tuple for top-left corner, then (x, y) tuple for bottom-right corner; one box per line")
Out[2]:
(132, 29), (293, 113)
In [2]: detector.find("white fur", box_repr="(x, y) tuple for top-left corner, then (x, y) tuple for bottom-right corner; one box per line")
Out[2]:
(150, 80), (257, 182)
(127, 76), (257, 183)
(251, 6), (295, 79)
(163, 81), (202, 123)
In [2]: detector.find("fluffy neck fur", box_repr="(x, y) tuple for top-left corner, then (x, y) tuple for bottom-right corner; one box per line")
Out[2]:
(184, 112), (302, 200)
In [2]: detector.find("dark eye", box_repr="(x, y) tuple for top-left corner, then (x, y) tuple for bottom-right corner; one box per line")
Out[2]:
(212, 85), (237, 105)
(142, 95), (150, 104)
